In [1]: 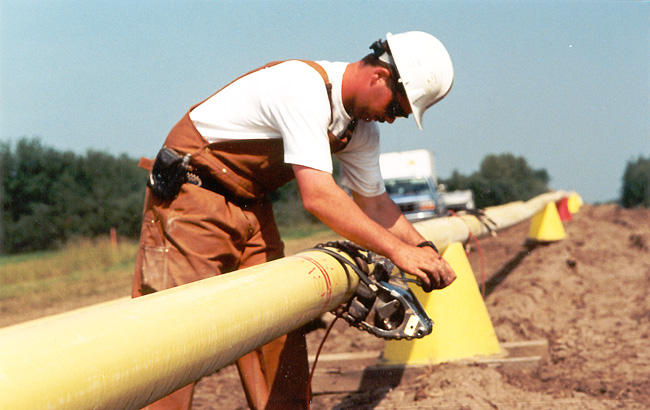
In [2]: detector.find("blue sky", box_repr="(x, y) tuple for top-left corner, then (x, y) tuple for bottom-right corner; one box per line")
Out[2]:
(1, 0), (648, 203)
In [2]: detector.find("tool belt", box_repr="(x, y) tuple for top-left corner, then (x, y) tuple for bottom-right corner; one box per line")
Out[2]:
(144, 147), (190, 200)
(141, 147), (262, 206)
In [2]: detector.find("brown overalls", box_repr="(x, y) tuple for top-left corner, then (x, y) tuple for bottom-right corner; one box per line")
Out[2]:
(132, 61), (353, 410)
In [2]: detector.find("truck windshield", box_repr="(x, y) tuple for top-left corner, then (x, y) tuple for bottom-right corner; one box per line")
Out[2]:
(385, 178), (430, 196)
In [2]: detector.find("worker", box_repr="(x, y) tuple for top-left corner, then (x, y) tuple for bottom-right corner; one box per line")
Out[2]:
(132, 31), (457, 410)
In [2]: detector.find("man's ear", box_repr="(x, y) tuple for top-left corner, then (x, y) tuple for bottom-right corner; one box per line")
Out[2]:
(370, 66), (391, 86)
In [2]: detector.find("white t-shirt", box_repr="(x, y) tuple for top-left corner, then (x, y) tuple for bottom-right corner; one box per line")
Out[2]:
(188, 60), (386, 197)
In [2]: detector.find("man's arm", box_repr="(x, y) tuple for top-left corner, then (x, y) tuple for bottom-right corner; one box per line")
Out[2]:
(351, 190), (426, 246)
(293, 165), (455, 291)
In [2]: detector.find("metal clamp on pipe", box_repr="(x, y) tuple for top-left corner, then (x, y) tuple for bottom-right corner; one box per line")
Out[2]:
(312, 241), (433, 340)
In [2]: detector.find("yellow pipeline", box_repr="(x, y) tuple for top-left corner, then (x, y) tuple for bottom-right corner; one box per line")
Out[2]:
(414, 191), (570, 248)
(0, 191), (570, 410)
(0, 250), (358, 410)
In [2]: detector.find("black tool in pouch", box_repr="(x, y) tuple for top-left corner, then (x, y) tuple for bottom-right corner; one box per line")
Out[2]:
(147, 147), (191, 201)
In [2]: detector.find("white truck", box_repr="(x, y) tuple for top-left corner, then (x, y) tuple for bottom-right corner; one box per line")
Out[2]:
(379, 149), (447, 221)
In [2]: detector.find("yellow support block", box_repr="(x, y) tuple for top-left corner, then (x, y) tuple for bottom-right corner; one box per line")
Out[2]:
(380, 242), (502, 365)
(567, 193), (583, 214)
(527, 201), (566, 242)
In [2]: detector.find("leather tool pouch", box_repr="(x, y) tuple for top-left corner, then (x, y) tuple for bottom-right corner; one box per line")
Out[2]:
(147, 147), (190, 201)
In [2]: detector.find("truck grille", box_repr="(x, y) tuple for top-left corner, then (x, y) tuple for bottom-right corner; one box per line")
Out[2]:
(399, 204), (417, 213)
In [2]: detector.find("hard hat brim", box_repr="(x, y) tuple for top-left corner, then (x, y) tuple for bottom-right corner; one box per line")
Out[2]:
(386, 32), (422, 130)
(385, 31), (454, 132)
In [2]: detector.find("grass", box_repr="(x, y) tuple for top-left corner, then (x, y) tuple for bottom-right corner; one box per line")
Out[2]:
(278, 222), (332, 240)
(0, 229), (341, 328)
(0, 237), (138, 327)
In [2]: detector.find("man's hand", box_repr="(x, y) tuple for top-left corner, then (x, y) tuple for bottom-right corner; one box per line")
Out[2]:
(389, 244), (456, 292)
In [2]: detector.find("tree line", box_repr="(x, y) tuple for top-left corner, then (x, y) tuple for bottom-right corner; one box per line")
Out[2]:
(621, 156), (650, 208)
(2, 138), (647, 255)
(1, 138), (147, 254)
(439, 153), (551, 209)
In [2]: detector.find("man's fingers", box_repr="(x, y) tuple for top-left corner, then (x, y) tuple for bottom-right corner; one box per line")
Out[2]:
(420, 259), (456, 291)
(398, 245), (457, 292)
(417, 271), (433, 292)
(414, 270), (438, 293)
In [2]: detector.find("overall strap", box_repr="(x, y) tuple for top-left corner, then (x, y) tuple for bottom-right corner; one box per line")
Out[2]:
(297, 60), (357, 149)
(295, 60), (334, 122)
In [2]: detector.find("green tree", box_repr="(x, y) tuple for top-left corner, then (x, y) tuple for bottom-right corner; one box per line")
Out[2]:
(441, 169), (470, 192)
(440, 153), (550, 209)
(621, 156), (650, 208)
(3, 139), (65, 252)
(1, 138), (147, 254)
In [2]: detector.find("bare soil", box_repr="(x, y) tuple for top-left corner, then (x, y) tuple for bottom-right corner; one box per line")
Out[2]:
(193, 204), (650, 409)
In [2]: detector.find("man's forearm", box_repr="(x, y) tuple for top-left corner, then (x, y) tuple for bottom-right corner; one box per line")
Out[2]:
(386, 213), (427, 245)
(294, 165), (405, 258)
(351, 190), (426, 246)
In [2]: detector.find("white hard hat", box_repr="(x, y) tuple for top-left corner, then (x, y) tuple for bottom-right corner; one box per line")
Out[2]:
(384, 31), (454, 130)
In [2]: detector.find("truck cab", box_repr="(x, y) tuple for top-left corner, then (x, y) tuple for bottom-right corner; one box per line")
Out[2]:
(380, 149), (447, 222)
(384, 177), (447, 221)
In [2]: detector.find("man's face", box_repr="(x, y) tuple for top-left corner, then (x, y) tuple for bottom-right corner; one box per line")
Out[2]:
(356, 71), (411, 124)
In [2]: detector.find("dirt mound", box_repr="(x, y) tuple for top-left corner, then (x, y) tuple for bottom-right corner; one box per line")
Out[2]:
(194, 204), (650, 409)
